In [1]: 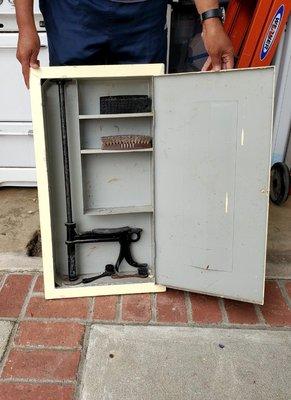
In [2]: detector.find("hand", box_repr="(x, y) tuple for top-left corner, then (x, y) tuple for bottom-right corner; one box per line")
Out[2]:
(201, 19), (234, 71)
(16, 29), (40, 89)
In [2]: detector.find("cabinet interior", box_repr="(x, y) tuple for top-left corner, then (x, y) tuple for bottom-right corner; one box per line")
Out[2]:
(41, 76), (155, 288)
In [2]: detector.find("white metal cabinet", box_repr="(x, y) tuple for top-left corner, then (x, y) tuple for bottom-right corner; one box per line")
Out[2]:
(0, 0), (48, 186)
(0, 122), (36, 186)
(0, 0), (44, 32)
(0, 33), (48, 121)
(30, 65), (275, 303)
(0, 123), (35, 167)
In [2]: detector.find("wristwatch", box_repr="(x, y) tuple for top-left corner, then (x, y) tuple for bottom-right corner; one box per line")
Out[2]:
(200, 7), (226, 24)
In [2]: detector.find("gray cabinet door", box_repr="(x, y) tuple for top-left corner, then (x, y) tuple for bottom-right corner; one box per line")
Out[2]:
(154, 68), (275, 304)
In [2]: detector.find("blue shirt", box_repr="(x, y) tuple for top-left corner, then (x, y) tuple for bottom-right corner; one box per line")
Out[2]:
(110, 0), (147, 2)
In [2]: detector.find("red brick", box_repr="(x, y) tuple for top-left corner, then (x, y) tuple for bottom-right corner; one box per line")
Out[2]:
(122, 294), (151, 323)
(260, 281), (291, 326)
(15, 321), (85, 348)
(285, 281), (291, 300)
(190, 293), (222, 324)
(93, 296), (118, 321)
(2, 349), (80, 380)
(0, 275), (32, 318)
(156, 290), (187, 323)
(33, 275), (44, 292)
(0, 383), (74, 400)
(224, 299), (258, 324)
(26, 296), (89, 319)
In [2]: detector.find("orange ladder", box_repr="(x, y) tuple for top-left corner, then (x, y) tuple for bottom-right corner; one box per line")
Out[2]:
(224, 0), (291, 68)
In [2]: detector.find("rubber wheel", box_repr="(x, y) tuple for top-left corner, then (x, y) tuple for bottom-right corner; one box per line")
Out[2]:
(270, 162), (290, 206)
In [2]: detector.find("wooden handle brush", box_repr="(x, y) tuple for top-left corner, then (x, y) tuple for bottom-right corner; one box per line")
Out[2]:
(101, 135), (152, 150)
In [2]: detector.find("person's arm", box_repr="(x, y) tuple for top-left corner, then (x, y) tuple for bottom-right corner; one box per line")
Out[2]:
(14, 0), (40, 88)
(193, 0), (234, 71)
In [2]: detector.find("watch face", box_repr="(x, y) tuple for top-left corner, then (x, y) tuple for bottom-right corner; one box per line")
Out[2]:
(221, 7), (226, 23)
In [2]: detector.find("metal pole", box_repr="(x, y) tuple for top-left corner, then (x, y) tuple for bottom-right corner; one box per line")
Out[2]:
(58, 80), (73, 223)
(57, 80), (77, 281)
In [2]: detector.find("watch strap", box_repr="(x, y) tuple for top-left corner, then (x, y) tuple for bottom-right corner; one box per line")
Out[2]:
(200, 8), (225, 23)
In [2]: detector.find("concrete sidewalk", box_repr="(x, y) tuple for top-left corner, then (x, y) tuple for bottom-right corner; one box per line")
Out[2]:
(81, 325), (291, 400)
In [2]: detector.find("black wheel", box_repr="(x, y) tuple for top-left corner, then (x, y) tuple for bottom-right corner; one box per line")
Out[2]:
(270, 162), (290, 206)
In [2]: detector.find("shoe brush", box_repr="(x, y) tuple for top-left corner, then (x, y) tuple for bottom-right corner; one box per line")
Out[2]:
(101, 135), (152, 150)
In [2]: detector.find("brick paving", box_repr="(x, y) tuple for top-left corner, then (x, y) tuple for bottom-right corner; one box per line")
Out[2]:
(0, 273), (290, 400)
(156, 289), (188, 323)
(121, 293), (151, 323)
(285, 281), (291, 299)
(190, 292), (222, 324)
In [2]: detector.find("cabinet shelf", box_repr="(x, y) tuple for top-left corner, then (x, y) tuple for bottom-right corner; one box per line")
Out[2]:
(81, 148), (153, 155)
(79, 112), (153, 120)
(85, 205), (154, 216)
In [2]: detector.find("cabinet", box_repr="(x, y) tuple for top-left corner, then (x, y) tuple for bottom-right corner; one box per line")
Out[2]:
(0, 30), (49, 186)
(30, 64), (274, 304)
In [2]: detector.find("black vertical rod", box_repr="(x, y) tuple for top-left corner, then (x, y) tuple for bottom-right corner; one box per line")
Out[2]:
(57, 80), (78, 281)
(58, 80), (73, 222)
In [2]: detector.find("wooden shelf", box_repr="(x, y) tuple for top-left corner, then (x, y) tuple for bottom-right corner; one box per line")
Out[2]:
(84, 205), (153, 216)
(79, 112), (153, 120)
(81, 148), (153, 155)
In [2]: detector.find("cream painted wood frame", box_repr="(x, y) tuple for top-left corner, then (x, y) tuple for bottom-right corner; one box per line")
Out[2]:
(30, 64), (166, 299)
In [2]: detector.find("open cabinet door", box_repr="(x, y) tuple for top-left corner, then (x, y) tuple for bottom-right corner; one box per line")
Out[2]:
(154, 68), (275, 304)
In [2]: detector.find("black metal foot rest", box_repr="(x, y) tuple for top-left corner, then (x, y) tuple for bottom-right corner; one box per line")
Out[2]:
(64, 225), (148, 284)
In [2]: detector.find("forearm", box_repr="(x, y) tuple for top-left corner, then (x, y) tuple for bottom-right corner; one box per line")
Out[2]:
(14, 0), (36, 33)
(194, 0), (234, 70)
(15, 0), (40, 88)
(193, 0), (219, 14)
